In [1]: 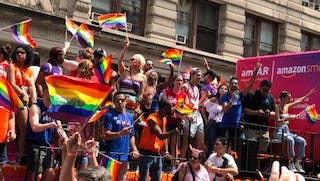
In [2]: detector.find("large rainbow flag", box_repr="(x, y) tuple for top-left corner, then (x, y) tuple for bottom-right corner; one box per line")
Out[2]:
(0, 77), (24, 112)
(11, 20), (37, 49)
(45, 75), (111, 123)
(98, 13), (127, 29)
(175, 91), (194, 115)
(159, 48), (183, 65)
(75, 23), (94, 48)
(100, 155), (121, 181)
(94, 55), (113, 84)
(65, 17), (79, 36)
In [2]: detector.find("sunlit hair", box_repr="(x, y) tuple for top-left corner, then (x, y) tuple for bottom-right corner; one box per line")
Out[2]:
(77, 166), (111, 181)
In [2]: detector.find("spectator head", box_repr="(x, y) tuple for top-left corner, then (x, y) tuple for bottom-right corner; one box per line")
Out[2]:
(144, 59), (153, 72)
(76, 48), (94, 62)
(280, 91), (291, 103)
(183, 73), (190, 83)
(214, 137), (228, 155)
(217, 84), (229, 98)
(49, 47), (64, 65)
(77, 59), (94, 80)
(204, 70), (218, 83)
(32, 52), (41, 66)
(11, 44), (34, 68)
(0, 43), (12, 62)
(189, 145), (204, 164)
(190, 67), (202, 84)
(229, 77), (239, 91)
(113, 91), (127, 111)
(93, 48), (107, 60)
(259, 79), (272, 97)
(129, 54), (145, 71)
(145, 69), (158, 86)
(78, 166), (111, 181)
(159, 99), (172, 113)
(173, 74), (183, 88)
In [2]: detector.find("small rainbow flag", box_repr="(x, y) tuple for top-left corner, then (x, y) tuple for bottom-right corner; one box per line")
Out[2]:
(175, 91), (194, 115)
(65, 17), (79, 36)
(0, 77), (24, 112)
(305, 104), (317, 125)
(75, 23), (94, 48)
(185, 65), (192, 75)
(219, 76), (226, 85)
(88, 108), (109, 123)
(100, 155), (121, 181)
(159, 48), (183, 65)
(104, 101), (113, 108)
(136, 114), (148, 127)
(98, 13), (127, 29)
(94, 55), (113, 84)
(11, 20), (37, 49)
(45, 75), (111, 123)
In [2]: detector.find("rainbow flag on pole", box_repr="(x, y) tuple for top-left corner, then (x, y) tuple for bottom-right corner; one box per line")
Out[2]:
(65, 18), (79, 36)
(175, 91), (194, 115)
(94, 55), (113, 84)
(159, 48), (183, 65)
(100, 155), (121, 181)
(87, 108), (109, 123)
(75, 23), (94, 48)
(45, 75), (111, 123)
(305, 104), (318, 125)
(0, 77), (24, 112)
(98, 13), (127, 29)
(11, 20), (37, 49)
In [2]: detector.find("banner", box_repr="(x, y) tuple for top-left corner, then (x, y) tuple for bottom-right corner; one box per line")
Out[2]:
(236, 51), (320, 158)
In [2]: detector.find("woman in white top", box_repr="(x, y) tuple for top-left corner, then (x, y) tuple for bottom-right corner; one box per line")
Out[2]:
(204, 84), (229, 157)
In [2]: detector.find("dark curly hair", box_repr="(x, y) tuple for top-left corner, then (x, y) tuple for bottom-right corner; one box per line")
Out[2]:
(11, 44), (34, 68)
(0, 43), (13, 61)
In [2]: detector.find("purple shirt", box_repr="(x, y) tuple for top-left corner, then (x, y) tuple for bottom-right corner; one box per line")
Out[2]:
(40, 63), (62, 75)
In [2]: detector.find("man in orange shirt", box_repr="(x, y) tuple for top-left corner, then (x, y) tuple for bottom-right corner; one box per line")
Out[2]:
(138, 100), (182, 181)
(0, 107), (16, 181)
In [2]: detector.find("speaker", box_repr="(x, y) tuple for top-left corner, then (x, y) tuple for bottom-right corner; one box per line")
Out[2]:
(236, 138), (258, 171)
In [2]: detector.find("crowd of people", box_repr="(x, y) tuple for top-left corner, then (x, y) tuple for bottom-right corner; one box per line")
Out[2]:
(0, 36), (317, 181)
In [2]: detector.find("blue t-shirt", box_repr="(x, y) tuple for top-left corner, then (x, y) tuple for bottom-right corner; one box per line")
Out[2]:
(220, 91), (243, 128)
(101, 109), (135, 161)
(26, 100), (56, 146)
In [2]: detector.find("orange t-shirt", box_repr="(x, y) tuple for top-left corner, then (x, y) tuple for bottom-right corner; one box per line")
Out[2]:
(138, 113), (166, 153)
(0, 107), (10, 143)
(13, 64), (33, 87)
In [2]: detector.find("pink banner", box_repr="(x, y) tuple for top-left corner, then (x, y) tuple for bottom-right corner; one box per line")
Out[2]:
(236, 51), (320, 158)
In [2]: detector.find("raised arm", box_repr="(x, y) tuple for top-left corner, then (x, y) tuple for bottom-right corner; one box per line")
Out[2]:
(149, 120), (179, 140)
(242, 62), (261, 97)
(286, 87), (316, 109)
(118, 37), (130, 74)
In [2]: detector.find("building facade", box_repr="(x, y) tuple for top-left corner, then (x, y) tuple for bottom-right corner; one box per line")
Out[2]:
(0, 0), (319, 78)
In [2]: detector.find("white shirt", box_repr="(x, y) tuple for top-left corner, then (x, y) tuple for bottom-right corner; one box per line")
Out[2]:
(205, 153), (237, 181)
(204, 100), (223, 123)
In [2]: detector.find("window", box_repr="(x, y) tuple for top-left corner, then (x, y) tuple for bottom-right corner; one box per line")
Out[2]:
(301, 31), (320, 51)
(91, 0), (146, 35)
(243, 15), (278, 57)
(176, 0), (219, 53)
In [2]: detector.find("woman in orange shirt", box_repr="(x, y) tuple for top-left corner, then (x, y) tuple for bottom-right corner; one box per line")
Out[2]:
(7, 44), (37, 163)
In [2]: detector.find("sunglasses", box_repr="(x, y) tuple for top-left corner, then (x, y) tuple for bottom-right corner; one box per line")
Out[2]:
(16, 51), (26, 54)
(189, 156), (199, 160)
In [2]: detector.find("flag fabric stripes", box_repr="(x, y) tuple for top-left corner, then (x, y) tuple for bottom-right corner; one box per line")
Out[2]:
(65, 18), (79, 36)
(11, 20), (37, 49)
(75, 23), (94, 48)
(175, 91), (194, 115)
(0, 77), (24, 112)
(136, 114), (148, 127)
(45, 75), (111, 124)
(94, 55), (113, 84)
(159, 48), (183, 65)
(305, 104), (317, 125)
(100, 155), (121, 181)
(98, 13), (127, 29)
(159, 58), (172, 65)
(87, 108), (109, 123)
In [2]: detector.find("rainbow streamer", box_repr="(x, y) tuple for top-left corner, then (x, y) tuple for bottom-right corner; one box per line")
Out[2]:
(11, 20), (37, 49)
(88, 108), (109, 123)
(305, 105), (318, 125)
(98, 13), (127, 29)
(45, 75), (111, 123)
(0, 77), (24, 112)
(94, 55), (112, 84)
(65, 18), (79, 36)
(100, 155), (121, 181)
(159, 48), (183, 65)
(75, 23), (94, 48)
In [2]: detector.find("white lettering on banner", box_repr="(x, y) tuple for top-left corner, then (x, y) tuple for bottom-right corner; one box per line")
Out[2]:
(241, 66), (269, 77)
(276, 64), (320, 77)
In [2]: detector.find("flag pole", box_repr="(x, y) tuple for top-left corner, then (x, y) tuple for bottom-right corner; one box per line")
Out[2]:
(0, 19), (32, 31)
(64, 15), (68, 42)
(124, 12), (128, 38)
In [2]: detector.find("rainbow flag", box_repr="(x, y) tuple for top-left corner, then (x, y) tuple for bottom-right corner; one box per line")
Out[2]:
(94, 55), (112, 84)
(75, 23), (94, 48)
(136, 114), (148, 127)
(0, 77), (24, 112)
(185, 65), (192, 75)
(45, 75), (111, 123)
(159, 48), (183, 65)
(100, 155), (121, 181)
(175, 91), (194, 115)
(11, 20), (37, 49)
(219, 76), (226, 85)
(65, 18), (79, 36)
(159, 58), (172, 65)
(98, 13), (127, 29)
(104, 101), (113, 108)
(88, 108), (109, 123)
(305, 104), (317, 125)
